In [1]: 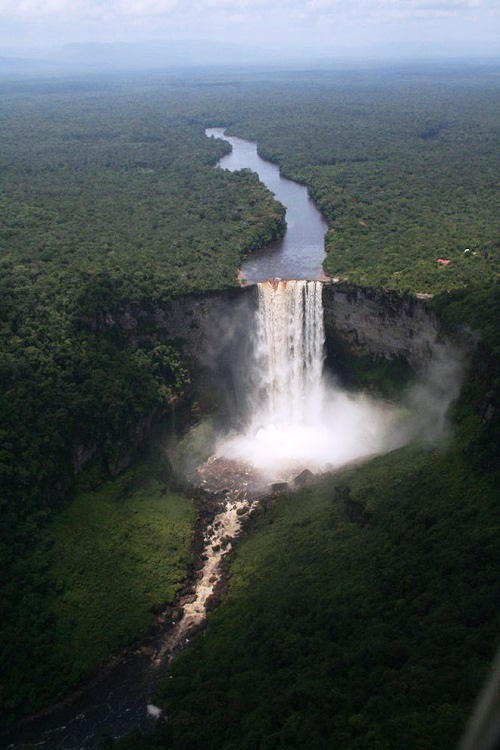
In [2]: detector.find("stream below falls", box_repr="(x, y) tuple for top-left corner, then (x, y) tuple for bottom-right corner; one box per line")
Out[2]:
(4, 480), (268, 749)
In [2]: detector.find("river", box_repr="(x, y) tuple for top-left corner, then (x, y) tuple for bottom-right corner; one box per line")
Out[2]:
(206, 127), (327, 282)
(4, 129), (328, 750)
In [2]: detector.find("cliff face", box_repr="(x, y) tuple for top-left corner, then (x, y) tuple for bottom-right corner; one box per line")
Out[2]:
(97, 282), (445, 385)
(86, 287), (258, 469)
(83, 282), (451, 475)
(95, 286), (256, 365)
(322, 282), (441, 371)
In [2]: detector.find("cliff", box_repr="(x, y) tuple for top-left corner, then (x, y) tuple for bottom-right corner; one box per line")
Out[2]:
(322, 282), (441, 371)
(92, 286), (256, 365)
(96, 282), (443, 372)
(81, 281), (454, 475)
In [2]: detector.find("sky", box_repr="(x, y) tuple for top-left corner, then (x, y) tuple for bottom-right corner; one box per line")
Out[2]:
(0, 0), (499, 63)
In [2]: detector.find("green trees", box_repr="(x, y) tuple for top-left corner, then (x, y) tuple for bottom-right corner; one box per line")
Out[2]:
(0, 81), (286, 528)
(1, 66), (498, 739)
(150, 446), (500, 750)
(210, 71), (499, 295)
(0, 77), (286, 726)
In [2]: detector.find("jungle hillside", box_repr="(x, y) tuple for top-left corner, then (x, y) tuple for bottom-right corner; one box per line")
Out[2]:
(1, 64), (499, 748)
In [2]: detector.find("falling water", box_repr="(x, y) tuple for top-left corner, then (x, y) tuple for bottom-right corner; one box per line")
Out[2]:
(255, 280), (325, 426)
(217, 280), (404, 482)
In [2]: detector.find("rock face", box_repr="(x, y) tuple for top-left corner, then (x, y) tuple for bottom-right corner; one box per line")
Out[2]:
(75, 287), (258, 476)
(95, 286), (258, 419)
(80, 281), (449, 477)
(92, 287), (256, 365)
(322, 282), (441, 371)
(93, 279), (447, 425)
(95, 282), (442, 378)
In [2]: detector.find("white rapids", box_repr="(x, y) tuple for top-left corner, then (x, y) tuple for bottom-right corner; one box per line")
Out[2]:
(154, 484), (255, 665)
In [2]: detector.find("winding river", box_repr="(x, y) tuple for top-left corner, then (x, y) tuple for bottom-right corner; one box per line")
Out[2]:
(5, 130), (328, 750)
(206, 127), (327, 282)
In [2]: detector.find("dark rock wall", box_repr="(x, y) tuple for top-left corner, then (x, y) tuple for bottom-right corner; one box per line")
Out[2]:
(82, 282), (447, 475)
(100, 282), (441, 370)
(322, 282), (441, 371)
(98, 282), (443, 389)
(95, 286), (256, 361)
(92, 286), (258, 454)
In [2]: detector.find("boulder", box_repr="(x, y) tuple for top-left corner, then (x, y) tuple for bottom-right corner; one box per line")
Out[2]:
(293, 469), (315, 488)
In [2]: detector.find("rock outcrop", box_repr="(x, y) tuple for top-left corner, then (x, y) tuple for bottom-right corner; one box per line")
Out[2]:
(322, 282), (441, 370)
(93, 282), (443, 377)
(91, 286), (256, 365)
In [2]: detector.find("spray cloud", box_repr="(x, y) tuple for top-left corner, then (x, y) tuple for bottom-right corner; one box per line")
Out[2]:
(213, 280), (464, 485)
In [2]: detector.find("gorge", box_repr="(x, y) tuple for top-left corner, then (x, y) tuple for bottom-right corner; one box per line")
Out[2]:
(5, 129), (464, 750)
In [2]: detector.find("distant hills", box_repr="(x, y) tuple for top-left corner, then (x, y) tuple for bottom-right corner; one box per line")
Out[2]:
(2, 39), (498, 78)
(0, 40), (276, 76)
(60, 39), (267, 69)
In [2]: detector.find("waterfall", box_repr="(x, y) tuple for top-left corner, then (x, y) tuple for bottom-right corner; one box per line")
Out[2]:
(216, 278), (403, 482)
(255, 280), (325, 426)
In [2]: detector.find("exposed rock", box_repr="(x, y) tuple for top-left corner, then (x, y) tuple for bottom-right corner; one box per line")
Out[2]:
(344, 497), (371, 525)
(178, 594), (196, 606)
(90, 287), (256, 375)
(196, 456), (264, 497)
(205, 594), (218, 612)
(91, 282), (445, 383)
(322, 281), (440, 371)
(72, 442), (98, 475)
(78, 281), (452, 486)
(272, 482), (289, 495)
(107, 448), (135, 477)
(293, 469), (315, 487)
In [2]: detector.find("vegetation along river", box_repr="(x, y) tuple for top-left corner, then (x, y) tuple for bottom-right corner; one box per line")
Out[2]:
(206, 127), (328, 282)
(6, 131), (328, 749)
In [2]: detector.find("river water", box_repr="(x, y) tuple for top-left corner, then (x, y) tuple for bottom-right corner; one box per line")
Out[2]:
(4, 131), (329, 749)
(206, 127), (327, 282)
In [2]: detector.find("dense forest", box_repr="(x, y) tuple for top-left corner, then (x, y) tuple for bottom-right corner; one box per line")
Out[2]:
(205, 68), (499, 295)
(0, 79), (286, 725)
(1, 65), (499, 748)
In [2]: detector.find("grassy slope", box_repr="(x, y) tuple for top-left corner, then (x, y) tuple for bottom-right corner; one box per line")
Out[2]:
(1, 465), (194, 718)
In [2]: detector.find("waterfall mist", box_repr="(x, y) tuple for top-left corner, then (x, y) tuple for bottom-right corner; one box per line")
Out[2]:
(211, 280), (465, 485)
(216, 281), (405, 482)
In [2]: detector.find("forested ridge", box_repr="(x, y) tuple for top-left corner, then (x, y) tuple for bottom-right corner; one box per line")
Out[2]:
(0, 79), (285, 725)
(1, 66), (499, 747)
(141, 445), (499, 750)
